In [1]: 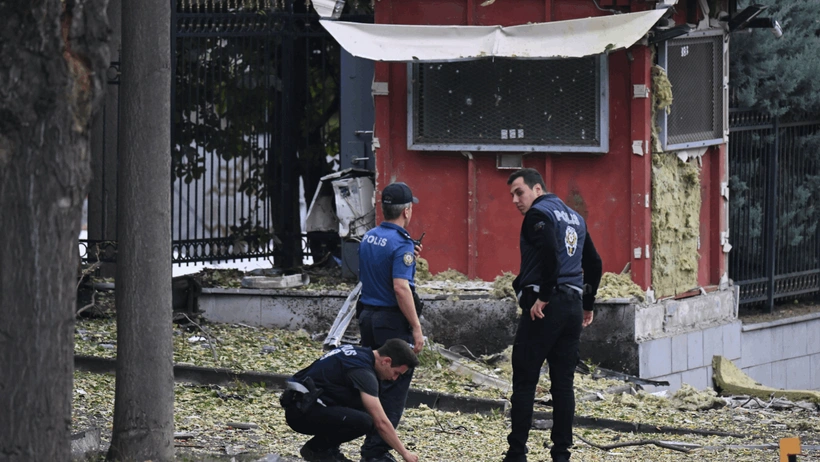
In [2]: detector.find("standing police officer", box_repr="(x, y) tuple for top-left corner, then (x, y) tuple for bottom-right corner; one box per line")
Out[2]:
(503, 168), (603, 462)
(281, 339), (420, 462)
(357, 182), (424, 462)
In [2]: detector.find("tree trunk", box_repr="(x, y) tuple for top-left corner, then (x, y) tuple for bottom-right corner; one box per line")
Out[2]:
(107, 0), (174, 459)
(0, 1), (108, 460)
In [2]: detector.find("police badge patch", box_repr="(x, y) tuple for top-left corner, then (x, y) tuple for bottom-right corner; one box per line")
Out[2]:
(403, 252), (414, 266)
(565, 226), (578, 256)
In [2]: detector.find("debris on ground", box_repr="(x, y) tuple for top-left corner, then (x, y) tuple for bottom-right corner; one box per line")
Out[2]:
(72, 316), (820, 461)
(491, 272), (517, 300)
(595, 272), (646, 302)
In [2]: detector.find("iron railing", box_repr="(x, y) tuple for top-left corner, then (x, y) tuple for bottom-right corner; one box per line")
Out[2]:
(728, 109), (820, 310)
(81, 1), (361, 267)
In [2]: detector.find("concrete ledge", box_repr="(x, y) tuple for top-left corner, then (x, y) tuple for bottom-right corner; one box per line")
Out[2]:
(741, 311), (820, 332)
(200, 288), (519, 355)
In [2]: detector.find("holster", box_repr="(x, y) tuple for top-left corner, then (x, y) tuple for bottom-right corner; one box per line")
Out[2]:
(282, 377), (325, 413)
(279, 389), (297, 408)
(412, 290), (424, 317)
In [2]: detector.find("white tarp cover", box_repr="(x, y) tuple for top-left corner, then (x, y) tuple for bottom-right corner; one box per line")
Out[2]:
(320, 9), (666, 62)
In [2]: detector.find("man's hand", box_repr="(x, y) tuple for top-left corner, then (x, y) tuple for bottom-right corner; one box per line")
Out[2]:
(582, 310), (594, 327)
(414, 243), (423, 257)
(412, 326), (424, 353)
(529, 299), (548, 320)
(401, 452), (419, 462)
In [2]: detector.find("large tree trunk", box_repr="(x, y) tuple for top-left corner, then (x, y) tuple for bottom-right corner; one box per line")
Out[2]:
(107, 0), (174, 459)
(0, 1), (108, 460)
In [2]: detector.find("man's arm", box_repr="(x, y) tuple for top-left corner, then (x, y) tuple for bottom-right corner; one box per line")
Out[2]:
(581, 230), (603, 327)
(525, 211), (559, 303)
(361, 392), (419, 462)
(393, 278), (424, 353)
(524, 210), (559, 320)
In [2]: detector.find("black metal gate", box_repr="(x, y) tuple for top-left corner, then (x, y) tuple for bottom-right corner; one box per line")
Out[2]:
(171, 0), (349, 267)
(728, 109), (820, 310)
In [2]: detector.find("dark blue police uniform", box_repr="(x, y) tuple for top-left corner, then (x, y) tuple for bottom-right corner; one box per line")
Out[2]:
(357, 222), (417, 460)
(283, 345), (380, 459)
(506, 194), (602, 462)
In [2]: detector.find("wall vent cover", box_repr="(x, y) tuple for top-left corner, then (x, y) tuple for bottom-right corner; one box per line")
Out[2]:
(658, 29), (728, 151)
(408, 56), (608, 153)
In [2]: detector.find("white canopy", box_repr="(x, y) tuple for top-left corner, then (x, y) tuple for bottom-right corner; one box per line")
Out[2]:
(319, 9), (666, 62)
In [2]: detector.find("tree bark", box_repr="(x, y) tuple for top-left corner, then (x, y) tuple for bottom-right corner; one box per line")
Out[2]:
(0, 1), (108, 460)
(107, 0), (174, 459)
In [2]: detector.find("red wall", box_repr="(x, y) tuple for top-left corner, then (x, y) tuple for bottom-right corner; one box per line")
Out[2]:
(371, 0), (727, 289)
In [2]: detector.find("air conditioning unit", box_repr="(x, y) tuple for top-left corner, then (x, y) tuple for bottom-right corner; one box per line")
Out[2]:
(657, 28), (728, 151)
(407, 55), (609, 153)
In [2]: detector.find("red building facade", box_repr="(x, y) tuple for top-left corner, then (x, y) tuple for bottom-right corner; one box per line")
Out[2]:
(366, 0), (728, 292)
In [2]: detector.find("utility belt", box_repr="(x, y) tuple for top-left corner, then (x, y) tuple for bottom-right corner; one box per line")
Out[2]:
(358, 291), (424, 317)
(517, 283), (583, 302)
(279, 378), (327, 413)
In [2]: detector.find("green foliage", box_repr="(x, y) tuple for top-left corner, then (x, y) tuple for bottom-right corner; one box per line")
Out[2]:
(731, 0), (820, 115)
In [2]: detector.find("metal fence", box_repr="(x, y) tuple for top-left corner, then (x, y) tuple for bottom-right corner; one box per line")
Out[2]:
(81, 1), (358, 268)
(171, 1), (348, 267)
(728, 109), (820, 310)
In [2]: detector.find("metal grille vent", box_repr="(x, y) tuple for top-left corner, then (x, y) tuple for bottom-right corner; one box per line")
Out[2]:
(659, 30), (727, 150)
(408, 56), (608, 152)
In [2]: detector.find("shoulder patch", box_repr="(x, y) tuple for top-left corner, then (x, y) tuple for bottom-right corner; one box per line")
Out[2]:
(533, 221), (546, 231)
(403, 252), (414, 267)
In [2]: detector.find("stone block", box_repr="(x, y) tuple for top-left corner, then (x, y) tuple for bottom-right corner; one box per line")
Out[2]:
(671, 334), (688, 373)
(785, 356), (812, 390)
(702, 325), (724, 367)
(635, 304), (665, 341)
(202, 293), (262, 326)
(782, 323), (808, 360)
(740, 329), (773, 368)
(770, 361), (787, 389)
(681, 367), (709, 390)
(807, 320), (820, 355)
(743, 363), (772, 388)
(639, 337), (672, 378)
(723, 321), (742, 360)
(660, 290), (735, 333)
(687, 331), (704, 369)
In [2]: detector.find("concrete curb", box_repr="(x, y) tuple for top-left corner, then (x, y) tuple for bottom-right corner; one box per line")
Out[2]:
(74, 355), (508, 415)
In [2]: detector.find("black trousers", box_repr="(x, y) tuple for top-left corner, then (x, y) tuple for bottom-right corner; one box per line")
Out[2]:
(358, 308), (415, 458)
(285, 402), (374, 451)
(506, 289), (583, 461)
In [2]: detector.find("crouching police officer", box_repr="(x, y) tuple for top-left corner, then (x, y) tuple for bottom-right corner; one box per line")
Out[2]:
(281, 339), (420, 462)
(357, 182), (424, 462)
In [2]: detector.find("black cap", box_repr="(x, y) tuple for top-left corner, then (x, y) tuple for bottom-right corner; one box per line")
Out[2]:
(381, 182), (419, 205)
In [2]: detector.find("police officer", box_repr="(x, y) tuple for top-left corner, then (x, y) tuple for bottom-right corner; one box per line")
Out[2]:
(281, 339), (420, 462)
(357, 182), (424, 462)
(503, 168), (603, 462)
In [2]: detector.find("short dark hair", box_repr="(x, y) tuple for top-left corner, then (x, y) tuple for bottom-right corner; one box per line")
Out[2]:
(382, 202), (410, 221)
(376, 338), (419, 369)
(507, 168), (546, 191)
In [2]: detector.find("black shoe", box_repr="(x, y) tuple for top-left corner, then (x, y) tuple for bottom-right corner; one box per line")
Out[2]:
(301, 444), (354, 462)
(360, 452), (398, 462)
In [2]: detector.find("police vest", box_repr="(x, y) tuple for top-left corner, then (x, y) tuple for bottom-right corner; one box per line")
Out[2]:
(292, 345), (375, 409)
(359, 222), (416, 307)
(518, 194), (586, 291)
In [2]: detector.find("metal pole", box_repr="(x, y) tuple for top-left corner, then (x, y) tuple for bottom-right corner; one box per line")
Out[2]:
(764, 116), (779, 312)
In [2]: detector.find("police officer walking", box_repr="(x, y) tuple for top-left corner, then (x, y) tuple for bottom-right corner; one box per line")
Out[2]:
(281, 339), (420, 462)
(503, 168), (603, 462)
(357, 182), (424, 462)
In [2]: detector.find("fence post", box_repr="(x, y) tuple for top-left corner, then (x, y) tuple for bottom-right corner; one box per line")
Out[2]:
(764, 116), (779, 313)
